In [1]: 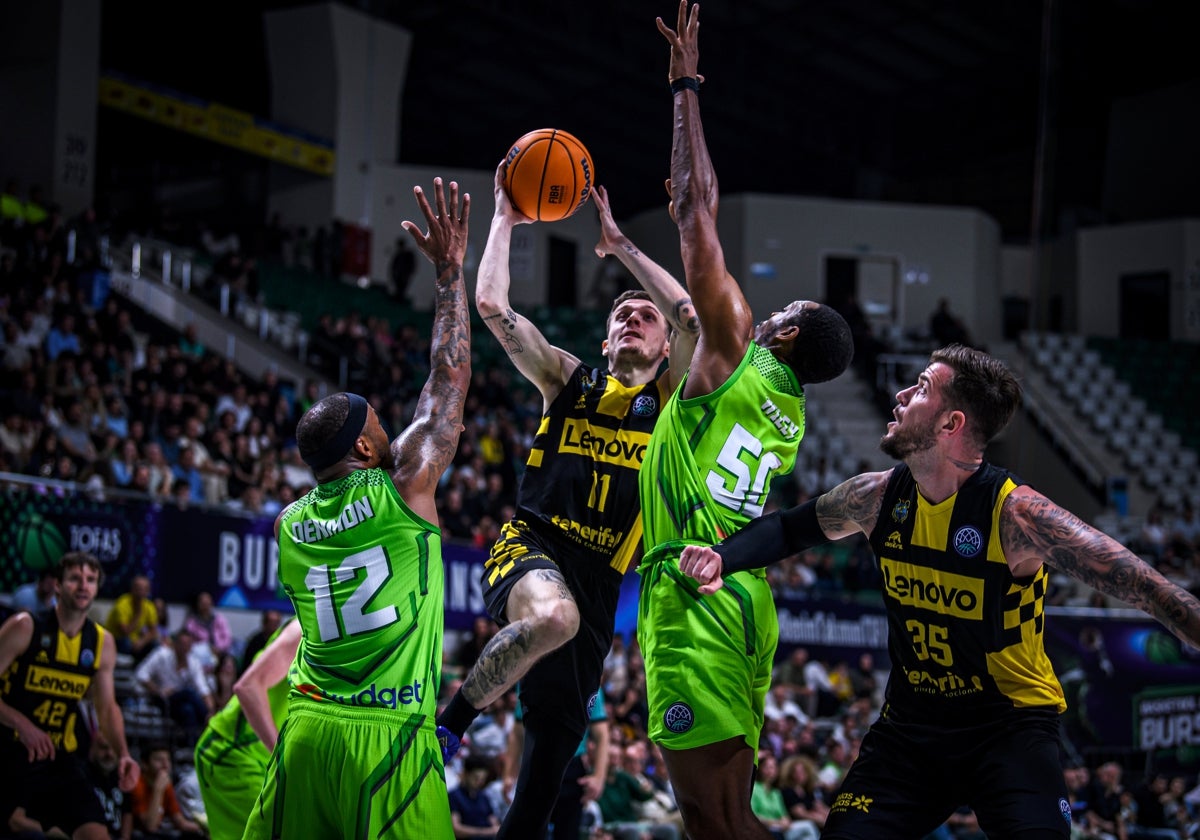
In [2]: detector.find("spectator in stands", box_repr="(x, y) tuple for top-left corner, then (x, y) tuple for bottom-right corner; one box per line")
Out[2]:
(214, 383), (252, 433)
(1170, 500), (1199, 561)
(170, 445), (205, 505)
(848, 651), (879, 702)
(1138, 508), (1171, 564)
(44, 312), (81, 362)
(212, 651), (239, 710)
(55, 400), (96, 466)
(597, 742), (678, 840)
(929, 298), (972, 348)
(1084, 761), (1127, 839)
(105, 574), (160, 662)
(455, 615), (499, 672)
(183, 590), (233, 661)
(623, 740), (684, 838)
(751, 750), (812, 840)
(87, 733), (131, 839)
(239, 609), (282, 676)
(779, 754), (827, 837)
(389, 236), (417, 304)
(129, 743), (205, 838)
(448, 754), (501, 839)
(135, 627), (213, 745)
(10, 568), (57, 614)
(0, 413), (34, 471)
(142, 441), (172, 497)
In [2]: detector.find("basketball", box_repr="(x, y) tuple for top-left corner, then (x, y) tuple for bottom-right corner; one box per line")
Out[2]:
(15, 511), (66, 571)
(501, 128), (594, 222)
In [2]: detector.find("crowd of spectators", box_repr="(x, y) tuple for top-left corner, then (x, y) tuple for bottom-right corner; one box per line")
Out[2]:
(6, 184), (1200, 838)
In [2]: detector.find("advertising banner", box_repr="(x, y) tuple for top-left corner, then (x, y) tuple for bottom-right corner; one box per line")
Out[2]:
(0, 486), (159, 597)
(1044, 609), (1200, 770)
(98, 74), (335, 176)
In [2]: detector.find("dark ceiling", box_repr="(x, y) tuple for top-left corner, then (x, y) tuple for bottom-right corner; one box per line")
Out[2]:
(100, 0), (1200, 242)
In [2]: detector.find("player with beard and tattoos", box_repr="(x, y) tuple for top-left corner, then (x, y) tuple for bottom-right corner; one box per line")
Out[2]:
(242, 177), (471, 840)
(678, 343), (1200, 840)
(435, 169), (700, 840)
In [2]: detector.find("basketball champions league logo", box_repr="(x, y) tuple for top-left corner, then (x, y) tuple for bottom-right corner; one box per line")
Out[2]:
(664, 702), (694, 733)
(953, 525), (983, 557)
(632, 395), (657, 416)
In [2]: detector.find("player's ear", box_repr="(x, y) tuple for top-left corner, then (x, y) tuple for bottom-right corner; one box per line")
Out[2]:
(942, 410), (966, 436)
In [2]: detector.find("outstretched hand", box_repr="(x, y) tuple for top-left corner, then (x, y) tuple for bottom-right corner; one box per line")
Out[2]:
(679, 545), (725, 594)
(592, 185), (626, 258)
(656, 0), (702, 84)
(401, 177), (470, 272)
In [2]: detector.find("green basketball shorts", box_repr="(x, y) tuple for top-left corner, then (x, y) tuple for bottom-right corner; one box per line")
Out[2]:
(241, 702), (451, 840)
(638, 560), (779, 752)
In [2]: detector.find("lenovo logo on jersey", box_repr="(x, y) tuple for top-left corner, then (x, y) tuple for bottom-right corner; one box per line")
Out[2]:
(560, 419), (650, 469)
(880, 558), (983, 619)
(25, 665), (89, 699)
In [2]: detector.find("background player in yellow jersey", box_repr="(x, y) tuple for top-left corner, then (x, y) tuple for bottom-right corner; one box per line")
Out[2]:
(242, 176), (470, 840)
(0, 552), (139, 840)
(637, 4), (854, 839)
(680, 344), (1200, 839)
(436, 170), (699, 839)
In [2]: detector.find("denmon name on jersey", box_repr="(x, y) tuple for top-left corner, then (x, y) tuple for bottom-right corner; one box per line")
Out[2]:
(290, 497), (376, 544)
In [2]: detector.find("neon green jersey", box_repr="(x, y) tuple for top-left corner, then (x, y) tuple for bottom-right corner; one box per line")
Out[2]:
(205, 622), (292, 745)
(279, 469), (442, 718)
(639, 343), (805, 568)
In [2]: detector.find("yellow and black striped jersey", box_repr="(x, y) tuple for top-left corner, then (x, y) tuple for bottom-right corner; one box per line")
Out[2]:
(517, 363), (667, 576)
(869, 463), (1066, 723)
(0, 610), (105, 756)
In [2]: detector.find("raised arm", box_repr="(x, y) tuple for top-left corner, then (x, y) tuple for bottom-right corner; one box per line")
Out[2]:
(1001, 486), (1200, 648)
(232, 618), (302, 753)
(680, 470), (891, 594)
(476, 161), (580, 405)
(657, 1), (755, 397)
(593, 184), (698, 394)
(389, 178), (472, 523)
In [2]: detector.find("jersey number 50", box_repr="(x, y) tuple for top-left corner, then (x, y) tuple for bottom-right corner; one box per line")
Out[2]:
(707, 423), (782, 518)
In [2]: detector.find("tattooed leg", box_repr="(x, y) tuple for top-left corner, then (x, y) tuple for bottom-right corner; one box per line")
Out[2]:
(461, 568), (581, 709)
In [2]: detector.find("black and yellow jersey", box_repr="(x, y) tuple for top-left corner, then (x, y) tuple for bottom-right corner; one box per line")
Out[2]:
(869, 463), (1065, 723)
(516, 363), (667, 576)
(0, 610), (106, 756)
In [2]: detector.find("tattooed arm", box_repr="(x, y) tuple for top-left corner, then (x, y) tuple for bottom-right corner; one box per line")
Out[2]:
(680, 470), (892, 594)
(390, 178), (472, 524)
(1001, 485), (1200, 648)
(476, 162), (580, 407)
(592, 184), (699, 395)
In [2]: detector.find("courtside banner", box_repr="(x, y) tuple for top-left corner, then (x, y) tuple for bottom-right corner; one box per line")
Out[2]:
(774, 597), (890, 666)
(0, 485), (158, 597)
(1044, 608), (1200, 769)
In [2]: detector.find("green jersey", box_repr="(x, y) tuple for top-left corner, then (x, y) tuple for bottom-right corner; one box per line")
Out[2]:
(639, 343), (806, 567)
(204, 625), (292, 746)
(279, 468), (442, 718)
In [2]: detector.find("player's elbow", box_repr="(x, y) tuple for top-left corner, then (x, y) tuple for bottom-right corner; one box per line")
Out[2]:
(474, 288), (505, 318)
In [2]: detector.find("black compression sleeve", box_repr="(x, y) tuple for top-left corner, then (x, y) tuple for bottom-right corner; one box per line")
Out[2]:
(714, 497), (829, 575)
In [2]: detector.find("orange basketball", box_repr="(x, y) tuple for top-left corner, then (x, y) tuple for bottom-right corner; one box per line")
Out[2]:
(501, 128), (594, 222)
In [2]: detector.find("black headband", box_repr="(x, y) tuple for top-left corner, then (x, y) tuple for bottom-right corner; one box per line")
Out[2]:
(303, 393), (369, 472)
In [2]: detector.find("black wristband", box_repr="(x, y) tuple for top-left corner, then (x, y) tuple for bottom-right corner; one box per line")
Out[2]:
(714, 497), (828, 575)
(669, 77), (700, 95)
